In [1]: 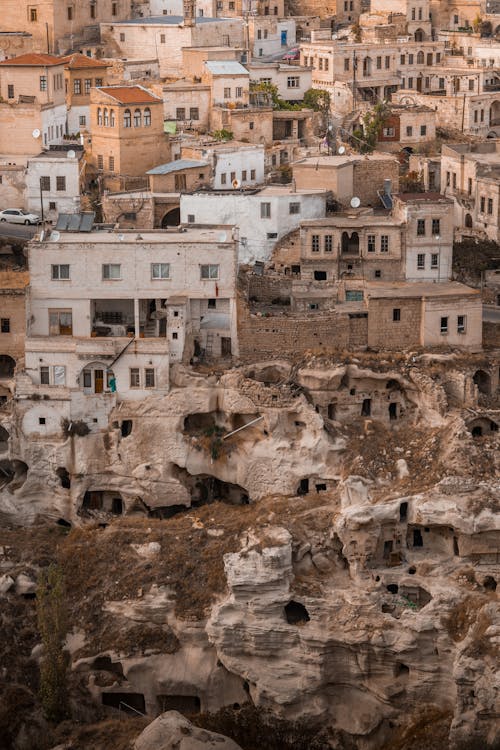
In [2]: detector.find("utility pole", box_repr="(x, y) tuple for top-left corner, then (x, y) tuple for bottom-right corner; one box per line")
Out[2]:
(352, 51), (358, 110)
(39, 177), (45, 224)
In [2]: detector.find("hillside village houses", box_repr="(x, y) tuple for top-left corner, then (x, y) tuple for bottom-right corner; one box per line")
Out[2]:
(0, 0), (500, 409)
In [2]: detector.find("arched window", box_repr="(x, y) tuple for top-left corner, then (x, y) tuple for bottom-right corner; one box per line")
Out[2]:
(417, 51), (424, 64)
(103, 108), (109, 126)
(97, 107), (102, 125)
(134, 108), (142, 127)
(110, 108), (115, 126)
(144, 107), (151, 126)
(124, 108), (131, 128)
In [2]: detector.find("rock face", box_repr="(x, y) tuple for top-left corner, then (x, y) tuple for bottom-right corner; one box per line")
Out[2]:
(0, 354), (499, 749)
(134, 711), (243, 750)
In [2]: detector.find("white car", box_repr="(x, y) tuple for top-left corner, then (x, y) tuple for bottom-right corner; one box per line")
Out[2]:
(0, 208), (41, 225)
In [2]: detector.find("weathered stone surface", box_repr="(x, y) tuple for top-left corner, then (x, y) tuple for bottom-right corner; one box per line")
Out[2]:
(133, 711), (243, 750)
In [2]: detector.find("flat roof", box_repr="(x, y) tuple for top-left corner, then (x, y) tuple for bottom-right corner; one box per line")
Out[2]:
(205, 60), (248, 75)
(366, 281), (480, 298)
(295, 153), (398, 167)
(147, 159), (208, 175)
(394, 192), (453, 203)
(111, 15), (230, 25)
(301, 213), (400, 227)
(39, 227), (236, 244)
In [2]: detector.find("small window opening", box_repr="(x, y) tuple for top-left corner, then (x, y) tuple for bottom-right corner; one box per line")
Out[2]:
(389, 402), (398, 420)
(394, 662), (409, 676)
(120, 420), (133, 437)
(56, 467), (71, 489)
(284, 600), (310, 624)
(297, 478), (309, 495)
(413, 529), (423, 547)
(361, 398), (371, 416)
(399, 502), (408, 521)
(386, 583), (399, 594)
(484, 576), (497, 591)
(315, 483), (327, 492)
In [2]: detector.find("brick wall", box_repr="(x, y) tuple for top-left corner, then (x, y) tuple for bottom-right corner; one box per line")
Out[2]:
(367, 297), (422, 349)
(353, 158), (399, 207)
(247, 274), (293, 304)
(483, 321), (500, 348)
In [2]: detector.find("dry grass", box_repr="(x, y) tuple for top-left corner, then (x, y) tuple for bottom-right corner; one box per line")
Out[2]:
(52, 717), (148, 750)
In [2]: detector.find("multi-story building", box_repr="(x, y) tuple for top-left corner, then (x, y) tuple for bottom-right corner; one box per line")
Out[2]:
(26, 148), (83, 222)
(248, 61), (313, 102)
(370, 0), (432, 41)
(89, 85), (170, 191)
(61, 53), (111, 135)
(0, 269), (29, 389)
(22, 224), (239, 429)
(0, 53), (67, 155)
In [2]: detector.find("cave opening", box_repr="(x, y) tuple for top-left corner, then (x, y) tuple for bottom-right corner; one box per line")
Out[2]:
(284, 600), (310, 625)
(386, 584), (399, 594)
(399, 502), (408, 521)
(394, 662), (410, 677)
(102, 692), (145, 714)
(297, 478), (309, 495)
(93, 656), (124, 676)
(484, 576), (497, 591)
(0, 459), (28, 489)
(0, 425), (9, 452)
(361, 398), (371, 417)
(389, 402), (398, 420)
(56, 467), (71, 489)
(156, 695), (201, 714)
(56, 518), (71, 528)
(80, 490), (124, 515)
(120, 420), (133, 438)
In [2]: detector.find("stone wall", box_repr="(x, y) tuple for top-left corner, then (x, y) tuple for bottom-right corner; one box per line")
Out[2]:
(483, 321), (500, 349)
(352, 158), (400, 207)
(247, 274), (293, 304)
(367, 297), (422, 349)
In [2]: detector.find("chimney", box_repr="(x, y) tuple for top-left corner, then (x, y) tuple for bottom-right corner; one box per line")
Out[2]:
(183, 0), (196, 27)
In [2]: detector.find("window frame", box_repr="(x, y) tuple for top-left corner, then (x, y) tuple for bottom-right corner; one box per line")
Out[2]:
(51, 264), (70, 280)
(200, 264), (219, 280)
(151, 262), (170, 280)
(102, 263), (122, 280)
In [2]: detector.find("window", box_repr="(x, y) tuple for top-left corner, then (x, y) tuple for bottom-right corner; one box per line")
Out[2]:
(120, 33), (125, 42)
(51, 264), (70, 280)
(40, 176), (50, 191)
(457, 315), (466, 334)
(438, 76), (444, 89)
(249, 122), (254, 130)
(417, 253), (425, 269)
(289, 202), (300, 214)
(49, 310), (73, 335)
(406, 125), (413, 136)
(417, 51), (424, 64)
(344, 58), (350, 71)
(385, 56), (390, 69)
(40, 76), (47, 91)
(260, 202), (271, 218)
(440, 316), (448, 334)
(408, 54), (414, 65)
(417, 219), (426, 236)
(95, 78), (103, 87)
(200, 264), (219, 279)
(431, 253), (438, 269)
(208, 299), (217, 308)
(175, 106), (186, 121)
(190, 107), (199, 120)
(380, 235), (389, 252)
(408, 77), (413, 88)
(242, 170), (247, 181)
(112, 1), (117, 15)
(134, 108), (142, 127)
(468, 178), (472, 195)
(235, 86), (243, 98)
(324, 235), (333, 252)
(187, 214), (195, 223)
(257, 29), (262, 39)
(452, 172), (457, 189)
(374, 269), (381, 278)
(432, 218), (440, 235)
(144, 107), (151, 126)
(40, 365), (66, 386)
(250, 169), (256, 180)
(469, 79), (475, 91)
(145, 368), (155, 388)
(110, 109), (115, 126)
(97, 154), (104, 170)
(436, 53), (441, 63)
(481, 196), (486, 213)
(481, 109), (484, 122)
(420, 125), (427, 136)
(30, 7), (37, 21)
(7, 85), (14, 99)
(382, 127), (395, 137)
(67, 6), (73, 20)
(446, 171), (450, 187)
(318, 58), (323, 70)
(400, 54), (406, 65)
(311, 235), (320, 252)
(90, 2), (96, 18)
(474, 110), (479, 124)
(102, 263), (121, 280)
(73, 78), (81, 95)
(230, 171), (236, 182)
(40, 366), (50, 385)
(124, 109), (131, 127)
(79, 115), (87, 126)
(56, 176), (66, 191)
(0, 318), (10, 333)
(49, 202), (56, 211)
(97, 107), (103, 125)
(367, 235), (376, 252)
(130, 368), (140, 388)
(109, 156), (115, 171)
(221, 173), (227, 185)
(393, 308), (400, 322)
(376, 56), (382, 70)
(267, 232), (277, 239)
(123, 212), (136, 221)
(160, 34), (165, 43)
(174, 173), (186, 190)
(224, 87), (231, 98)
(287, 76), (300, 88)
(488, 198), (493, 215)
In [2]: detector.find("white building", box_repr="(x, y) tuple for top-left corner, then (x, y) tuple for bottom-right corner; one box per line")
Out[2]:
(248, 61), (313, 102)
(249, 18), (296, 59)
(23, 225), (238, 431)
(26, 149), (83, 222)
(181, 141), (266, 189)
(180, 185), (327, 263)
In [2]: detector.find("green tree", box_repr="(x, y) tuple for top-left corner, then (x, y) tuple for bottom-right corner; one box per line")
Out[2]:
(303, 88), (331, 113)
(37, 564), (70, 723)
(353, 102), (390, 154)
(249, 81), (301, 111)
(211, 128), (234, 141)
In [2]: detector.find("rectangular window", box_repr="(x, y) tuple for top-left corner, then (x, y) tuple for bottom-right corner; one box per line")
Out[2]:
(376, 56), (382, 70)
(224, 87), (231, 98)
(95, 78), (103, 87)
(393, 308), (400, 322)
(242, 170), (247, 181)
(385, 56), (390, 69)
(48, 309), (73, 335)
(97, 154), (104, 170)
(102, 263), (121, 280)
(67, 6), (73, 20)
(457, 315), (466, 334)
(174, 173), (187, 190)
(51, 264), (70, 280)
(187, 214), (195, 223)
(311, 235), (320, 252)
(431, 253), (438, 269)
(380, 235), (389, 252)
(420, 125), (427, 136)
(56, 176), (66, 191)
(40, 76), (47, 91)
(287, 76), (300, 88)
(406, 125), (413, 136)
(446, 171), (450, 187)
(120, 33), (125, 41)
(260, 202), (271, 218)
(382, 127), (395, 137)
(488, 198), (493, 215)
(145, 368), (155, 388)
(408, 54), (414, 65)
(40, 366), (50, 385)
(160, 34), (165, 43)
(480, 196), (486, 213)
(432, 218), (440, 235)
(440, 316), (448, 334)
(289, 202), (300, 214)
(400, 55), (406, 65)
(220, 173), (227, 185)
(73, 79), (81, 95)
(176, 107), (186, 120)
(250, 169), (256, 180)
(344, 58), (350, 71)
(130, 368), (140, 388)
(417, 253), (425, 269)
(230, 171), (236, 182)
(49, 202), (56, 210)
(324, 234), (333, 252)
(408, 77), (413, 88)
(53, 365), (66, 386)
(235, 86), (243, 98)
(0, 318), (10, 333)
(367, 235), (376, 253)
(7, 84), (14, 99)
(452, 172), (457, 189)
(190, 107), (199, 120)
(151, 263), (170, 279)
(30, 7), (37, 21)
(79, 115), (86, 126)
(84, 78), (91, 94)
(468, 178), (472, 195)
(109, 156), (115, 172)
(417, 219), (426, 236)
(200, 264), (219, 279)
(40, 176), (50, 191)
(112, 2), (117, 15)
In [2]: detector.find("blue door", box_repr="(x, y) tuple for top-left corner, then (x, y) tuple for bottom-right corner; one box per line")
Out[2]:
(281, 30), (287, 46)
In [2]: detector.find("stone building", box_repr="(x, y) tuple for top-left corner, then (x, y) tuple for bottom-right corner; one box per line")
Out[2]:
(89, 85), (170, 191)
(248, 61), (313, 102)
(61, 53), (111, 135)
(23, 224), (239, 428)
(0, 53), (67, 155)
(370, 0), (432, 41)
(26, 148), (84, 222)
(375, 104), (437, 153)
(0, 269), (29, 388)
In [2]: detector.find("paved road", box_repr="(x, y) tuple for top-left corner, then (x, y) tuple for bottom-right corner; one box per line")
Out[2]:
(483, 305), (500, 323)
(0, 222), (38, 243)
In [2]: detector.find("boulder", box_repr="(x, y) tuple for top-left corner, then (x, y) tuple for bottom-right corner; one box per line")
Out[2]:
(133, 711), (242, 750)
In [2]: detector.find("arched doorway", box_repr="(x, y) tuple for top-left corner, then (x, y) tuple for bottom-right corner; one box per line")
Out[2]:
(487, 131), (498, 139)
(341, 231), (360, 254)
(161, 207), (180, 227)
(0, 355), (15, 378)
(414, 29), (425, 42)
(464, 213), (473, 228)
(489, 101), (500, 127)
(473, 369), (491, 395)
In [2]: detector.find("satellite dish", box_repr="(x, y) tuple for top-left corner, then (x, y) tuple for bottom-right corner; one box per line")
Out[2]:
(32, 129), (41, 139)
(232, 179), (240, 189)
(218, 231), (227, 242)
(338, 146), (346, 155)
(350, 196), (361, 208)
(49, 231), (61, 242)
(67, 150), (76, 159)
